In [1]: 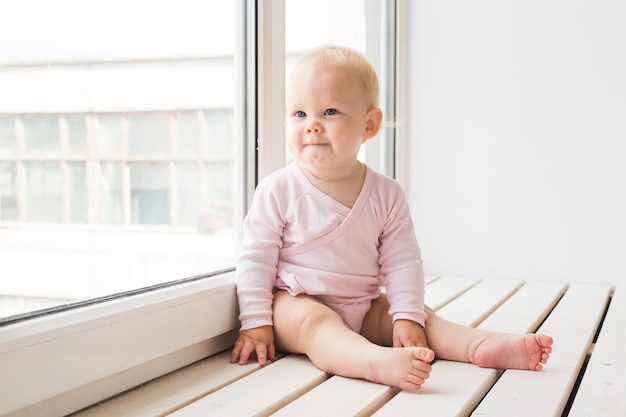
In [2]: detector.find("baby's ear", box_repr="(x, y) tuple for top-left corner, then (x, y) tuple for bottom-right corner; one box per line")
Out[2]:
(363, 107), (383, 140)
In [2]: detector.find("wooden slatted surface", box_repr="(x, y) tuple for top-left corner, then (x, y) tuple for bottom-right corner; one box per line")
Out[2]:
(373, 280), (569, 417)
(568, 287), (625, 417)
(470, 283), (610, 417)
(74, 279), (621, 417)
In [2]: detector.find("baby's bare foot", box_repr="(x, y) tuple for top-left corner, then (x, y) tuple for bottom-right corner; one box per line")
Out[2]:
(472, 333), (553, 370)
(366, 346), (435, 391)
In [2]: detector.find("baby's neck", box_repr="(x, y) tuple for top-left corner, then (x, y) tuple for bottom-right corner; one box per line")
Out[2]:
(298, 161), (366, 209)
(299, 161), (362, 182)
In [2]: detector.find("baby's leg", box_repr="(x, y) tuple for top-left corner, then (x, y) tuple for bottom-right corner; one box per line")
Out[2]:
(424, 306), (553, 370)
(361, 294), (553, 371)
(272, 290), (434, 391)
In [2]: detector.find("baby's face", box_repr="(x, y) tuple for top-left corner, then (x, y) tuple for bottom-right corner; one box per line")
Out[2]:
(286, 64), (372, 173)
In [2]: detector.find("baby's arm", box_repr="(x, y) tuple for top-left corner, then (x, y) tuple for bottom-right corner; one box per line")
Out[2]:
(233, 176), (286, 366)
(377, 179), (429, 347)
(230, 325), (276, 366)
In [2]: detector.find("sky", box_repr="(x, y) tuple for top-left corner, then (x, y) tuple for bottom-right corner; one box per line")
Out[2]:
(0, 0), (235, 63)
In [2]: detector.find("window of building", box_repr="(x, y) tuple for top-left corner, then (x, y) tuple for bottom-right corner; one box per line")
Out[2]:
(1, 110), (234, 227)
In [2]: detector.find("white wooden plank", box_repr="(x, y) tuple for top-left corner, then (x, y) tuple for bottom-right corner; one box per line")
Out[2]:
(73, 351), (262, 417)
(477, 281), (567, 333)
(425, 277), (480, 310)
(169, 355), (328, 416)
(424, 275), (439, 285)
(436, 279), (522, 326)
(373, 280), (566, 417)
(373, 361), (497, 417)
(471, 283), (612, 417)
(271, 376), (396, 417)
(568, 287), (626, 417)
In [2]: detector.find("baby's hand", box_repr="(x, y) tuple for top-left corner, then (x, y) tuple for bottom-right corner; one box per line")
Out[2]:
(392, 319), (429, 350)
(230, 325), (276, 366)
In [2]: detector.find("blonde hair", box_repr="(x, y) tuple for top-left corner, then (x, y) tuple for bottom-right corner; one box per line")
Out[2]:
(295, 45), (380, 108)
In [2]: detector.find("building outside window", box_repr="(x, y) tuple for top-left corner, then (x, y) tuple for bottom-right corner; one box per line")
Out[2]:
(0, 0), (393, 320)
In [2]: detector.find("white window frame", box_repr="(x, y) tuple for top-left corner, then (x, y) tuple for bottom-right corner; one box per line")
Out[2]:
(394, 0), (410, 187)
(0, 1), (407, 415)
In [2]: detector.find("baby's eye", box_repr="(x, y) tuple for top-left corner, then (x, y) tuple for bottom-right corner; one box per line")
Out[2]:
(324, 108), (338, 116)
(294, 111), (306, 118)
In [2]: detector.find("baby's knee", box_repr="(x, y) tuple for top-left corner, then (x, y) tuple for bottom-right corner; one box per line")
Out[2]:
(299, 307), (339, 334)
(275, 293), (341, 333)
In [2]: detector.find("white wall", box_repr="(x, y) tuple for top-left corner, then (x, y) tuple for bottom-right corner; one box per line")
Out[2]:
(404, 1), (626, 285)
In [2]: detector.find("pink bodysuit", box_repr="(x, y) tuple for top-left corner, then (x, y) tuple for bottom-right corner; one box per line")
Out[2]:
(236, 162), (426, 332)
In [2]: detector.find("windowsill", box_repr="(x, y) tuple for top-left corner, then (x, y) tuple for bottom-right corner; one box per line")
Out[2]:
(0, 269), (239, 416)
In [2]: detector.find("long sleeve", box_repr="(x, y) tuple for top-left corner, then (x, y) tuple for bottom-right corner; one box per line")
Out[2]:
(236, 178), (285, 330)
(376, 179), (427, 327)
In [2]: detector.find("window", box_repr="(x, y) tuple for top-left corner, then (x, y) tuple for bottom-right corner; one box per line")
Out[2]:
(0, 161), (18, 221)
(0, 0), (240, 318)
(0, 0), (397, 321)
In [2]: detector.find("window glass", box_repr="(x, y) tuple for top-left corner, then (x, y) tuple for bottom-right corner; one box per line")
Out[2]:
(202, 161), (232, 231)
(0, 0), (239, 319)
(204, 109), (233, 157)
(176, 112), (200, 157)
(23, 116), (61, 155)
(98, 115), (124, 157)
(0, 117), (17, 155)
(127, 114), (170, 156)
(25, 162), (63, 222)
(0, 162), (18, 220)
(100, 162), (124, 224)
(66, 115), (87, 155)
(285, 0), (367, 53)
(129, 162), (170, 225)
(175, 162), (199, 227)
(68, 162), (88, 223)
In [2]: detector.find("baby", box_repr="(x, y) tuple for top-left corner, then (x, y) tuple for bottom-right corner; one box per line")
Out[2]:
(231, 45), (553, 391)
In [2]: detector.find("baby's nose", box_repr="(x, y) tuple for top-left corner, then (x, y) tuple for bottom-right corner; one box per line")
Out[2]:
(306, 121), (323, 133)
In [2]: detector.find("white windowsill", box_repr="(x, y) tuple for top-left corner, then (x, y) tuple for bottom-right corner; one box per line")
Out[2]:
(0, 269), (239, 417)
